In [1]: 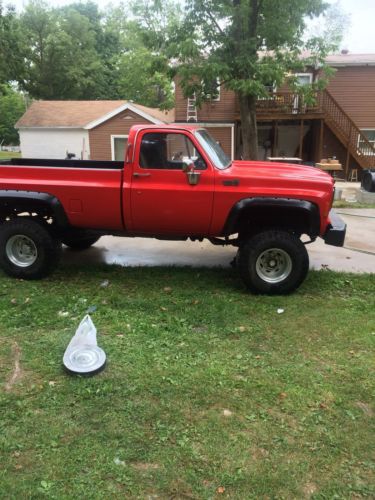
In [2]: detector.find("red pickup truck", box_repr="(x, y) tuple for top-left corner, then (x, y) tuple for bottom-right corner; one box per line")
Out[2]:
(0, 124), (345, 294)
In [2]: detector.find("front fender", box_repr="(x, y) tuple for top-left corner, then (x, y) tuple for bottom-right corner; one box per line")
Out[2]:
(221, 197), (321, 237)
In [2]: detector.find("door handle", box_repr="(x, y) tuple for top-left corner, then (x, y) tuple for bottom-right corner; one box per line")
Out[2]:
(133, 172), (151, 177)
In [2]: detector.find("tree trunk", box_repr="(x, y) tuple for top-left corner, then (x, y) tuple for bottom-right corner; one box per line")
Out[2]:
(238, 92), (258, 160)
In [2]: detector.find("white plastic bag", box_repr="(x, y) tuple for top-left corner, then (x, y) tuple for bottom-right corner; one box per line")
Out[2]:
(63, 315), (106, 375)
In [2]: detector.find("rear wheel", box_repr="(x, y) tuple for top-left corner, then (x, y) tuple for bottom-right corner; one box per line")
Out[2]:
(238, 230), (309, 294)
(0, 219), (62, 279)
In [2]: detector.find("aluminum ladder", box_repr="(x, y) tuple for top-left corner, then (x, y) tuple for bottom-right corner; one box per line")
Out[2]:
(187, 94), (198, 122)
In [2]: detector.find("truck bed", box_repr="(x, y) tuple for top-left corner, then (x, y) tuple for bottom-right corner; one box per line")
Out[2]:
(3, 158), (124, 169)
(0, 160), (125, 230)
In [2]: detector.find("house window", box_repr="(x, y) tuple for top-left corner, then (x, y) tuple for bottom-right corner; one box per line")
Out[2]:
(111, 135), (128, 161)
(257, 82), (277, 102)
(291, 73), (313, 113)
(295, 73), (313, 86)
(203, 78), (220, 101)
(358, 129), (375, 155)
(264, 81), (277, 93)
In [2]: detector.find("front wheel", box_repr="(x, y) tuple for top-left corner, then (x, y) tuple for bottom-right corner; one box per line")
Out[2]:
(0, 219), (62, 279)
(237, 230), (309, 294)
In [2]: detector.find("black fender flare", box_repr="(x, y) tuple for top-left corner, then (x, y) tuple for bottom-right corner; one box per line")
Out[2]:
(221, 197), (321, 237)
(0, 190), (69, 227)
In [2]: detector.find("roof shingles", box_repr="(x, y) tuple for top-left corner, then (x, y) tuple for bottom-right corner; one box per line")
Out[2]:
(16, 100), (174, 128)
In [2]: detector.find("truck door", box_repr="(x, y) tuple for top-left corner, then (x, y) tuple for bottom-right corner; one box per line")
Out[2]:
(129, 131), (214, 235)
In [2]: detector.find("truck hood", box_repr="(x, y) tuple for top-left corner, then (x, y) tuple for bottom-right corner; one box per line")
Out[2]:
(215, 160), (335, 216)
(220, 160), (334, 193)
(229, 160), (332, 182)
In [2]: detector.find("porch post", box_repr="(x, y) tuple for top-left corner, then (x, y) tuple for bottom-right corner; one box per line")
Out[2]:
(272, 120), (278, 156)
(299, 119), (304, 159)
(345, 124), (353, 180)
(319, 119), (324, 162)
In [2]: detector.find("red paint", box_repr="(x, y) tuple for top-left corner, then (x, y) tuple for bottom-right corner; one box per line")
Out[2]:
(0, 125), (335, 236)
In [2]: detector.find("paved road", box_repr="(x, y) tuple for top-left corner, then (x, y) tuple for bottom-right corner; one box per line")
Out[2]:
(61, 209), (375, 273)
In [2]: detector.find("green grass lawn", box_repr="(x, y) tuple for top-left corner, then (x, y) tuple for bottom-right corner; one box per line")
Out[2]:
(333, 200), (375, 209)
(0, 151), (21, 159)
(0, 265), (374, 499)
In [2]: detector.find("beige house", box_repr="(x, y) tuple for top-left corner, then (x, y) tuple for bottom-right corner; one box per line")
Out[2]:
(16, 101), (174, 160)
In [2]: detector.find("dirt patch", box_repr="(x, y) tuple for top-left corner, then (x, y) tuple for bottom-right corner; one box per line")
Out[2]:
(265, 407), (299, 430)
(302, 482), (317, 498)
(4, 342), (22, 392)
(132, 462), (160, 471)
(356, 401), (374, 417)
(251, 447), (269, 460)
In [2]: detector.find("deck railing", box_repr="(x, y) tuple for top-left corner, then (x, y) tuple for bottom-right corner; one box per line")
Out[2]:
(255, 91), (320, 115)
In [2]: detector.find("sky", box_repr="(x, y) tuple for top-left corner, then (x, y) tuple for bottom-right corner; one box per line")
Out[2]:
(328, 0), (375, 53)
(7, 0), (375, 54)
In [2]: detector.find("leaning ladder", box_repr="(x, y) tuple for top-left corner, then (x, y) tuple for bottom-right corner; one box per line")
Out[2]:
(187, 94), (198, 122)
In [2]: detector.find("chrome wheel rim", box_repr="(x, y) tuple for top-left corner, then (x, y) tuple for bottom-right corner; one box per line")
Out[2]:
(6, 235), (38, 267)
(255, 248), (292, 283)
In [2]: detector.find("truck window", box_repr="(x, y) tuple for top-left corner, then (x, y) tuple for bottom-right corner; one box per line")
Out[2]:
(195, 129), (231, 170)
(139, 133), (206, 170)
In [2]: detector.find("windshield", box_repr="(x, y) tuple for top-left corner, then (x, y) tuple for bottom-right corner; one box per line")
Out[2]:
(195, 129), (231, 170)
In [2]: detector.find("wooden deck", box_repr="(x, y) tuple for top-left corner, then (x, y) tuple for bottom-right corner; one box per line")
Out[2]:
(238, 90), (375, 173)
(235, 91), (324, 120)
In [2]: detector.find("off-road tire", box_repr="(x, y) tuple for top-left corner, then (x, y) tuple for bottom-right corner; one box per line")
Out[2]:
(238, 229), (309, 295)
(62, 235), (100, 250)
(0, 219), (62, 279)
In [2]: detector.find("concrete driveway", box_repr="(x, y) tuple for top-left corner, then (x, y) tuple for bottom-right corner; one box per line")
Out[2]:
(61, 208), (375, 273)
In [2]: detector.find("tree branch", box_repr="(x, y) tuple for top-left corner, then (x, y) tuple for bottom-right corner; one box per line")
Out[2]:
(249, 0), (259, 39)
(206, 8), (226, 38)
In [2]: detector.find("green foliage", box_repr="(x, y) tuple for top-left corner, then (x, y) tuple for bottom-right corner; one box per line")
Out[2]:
(0, 2), (25, 84)
(170, 0), (344, 158)
(116, 47), (174, 109)
(0, 0), (176, 108)
(0, 86), (25, 145)
(19, 1), (107, 99)
(131, 0), (183, 54)
(112, 0), (183, 108)
(0, 0), (347, 122)
(175, 0), (337, 102)
(58, 1), (123, 99)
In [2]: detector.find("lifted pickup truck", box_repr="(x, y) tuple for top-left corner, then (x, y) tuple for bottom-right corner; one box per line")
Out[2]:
(0, 124), (345, 294)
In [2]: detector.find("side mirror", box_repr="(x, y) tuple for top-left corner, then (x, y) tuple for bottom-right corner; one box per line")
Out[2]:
(186, 171), (201, 185)
(182, 160), (201, 184)
(182, 161), (195, 172)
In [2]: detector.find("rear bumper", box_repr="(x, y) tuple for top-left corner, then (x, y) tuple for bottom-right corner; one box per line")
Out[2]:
(323, 209), (346, 247)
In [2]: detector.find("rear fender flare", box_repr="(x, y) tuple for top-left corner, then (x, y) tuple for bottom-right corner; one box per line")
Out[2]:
(0, 190), (69, 227)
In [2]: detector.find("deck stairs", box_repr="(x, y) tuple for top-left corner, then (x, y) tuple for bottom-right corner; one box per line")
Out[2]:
(321, 90), (375, 171)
